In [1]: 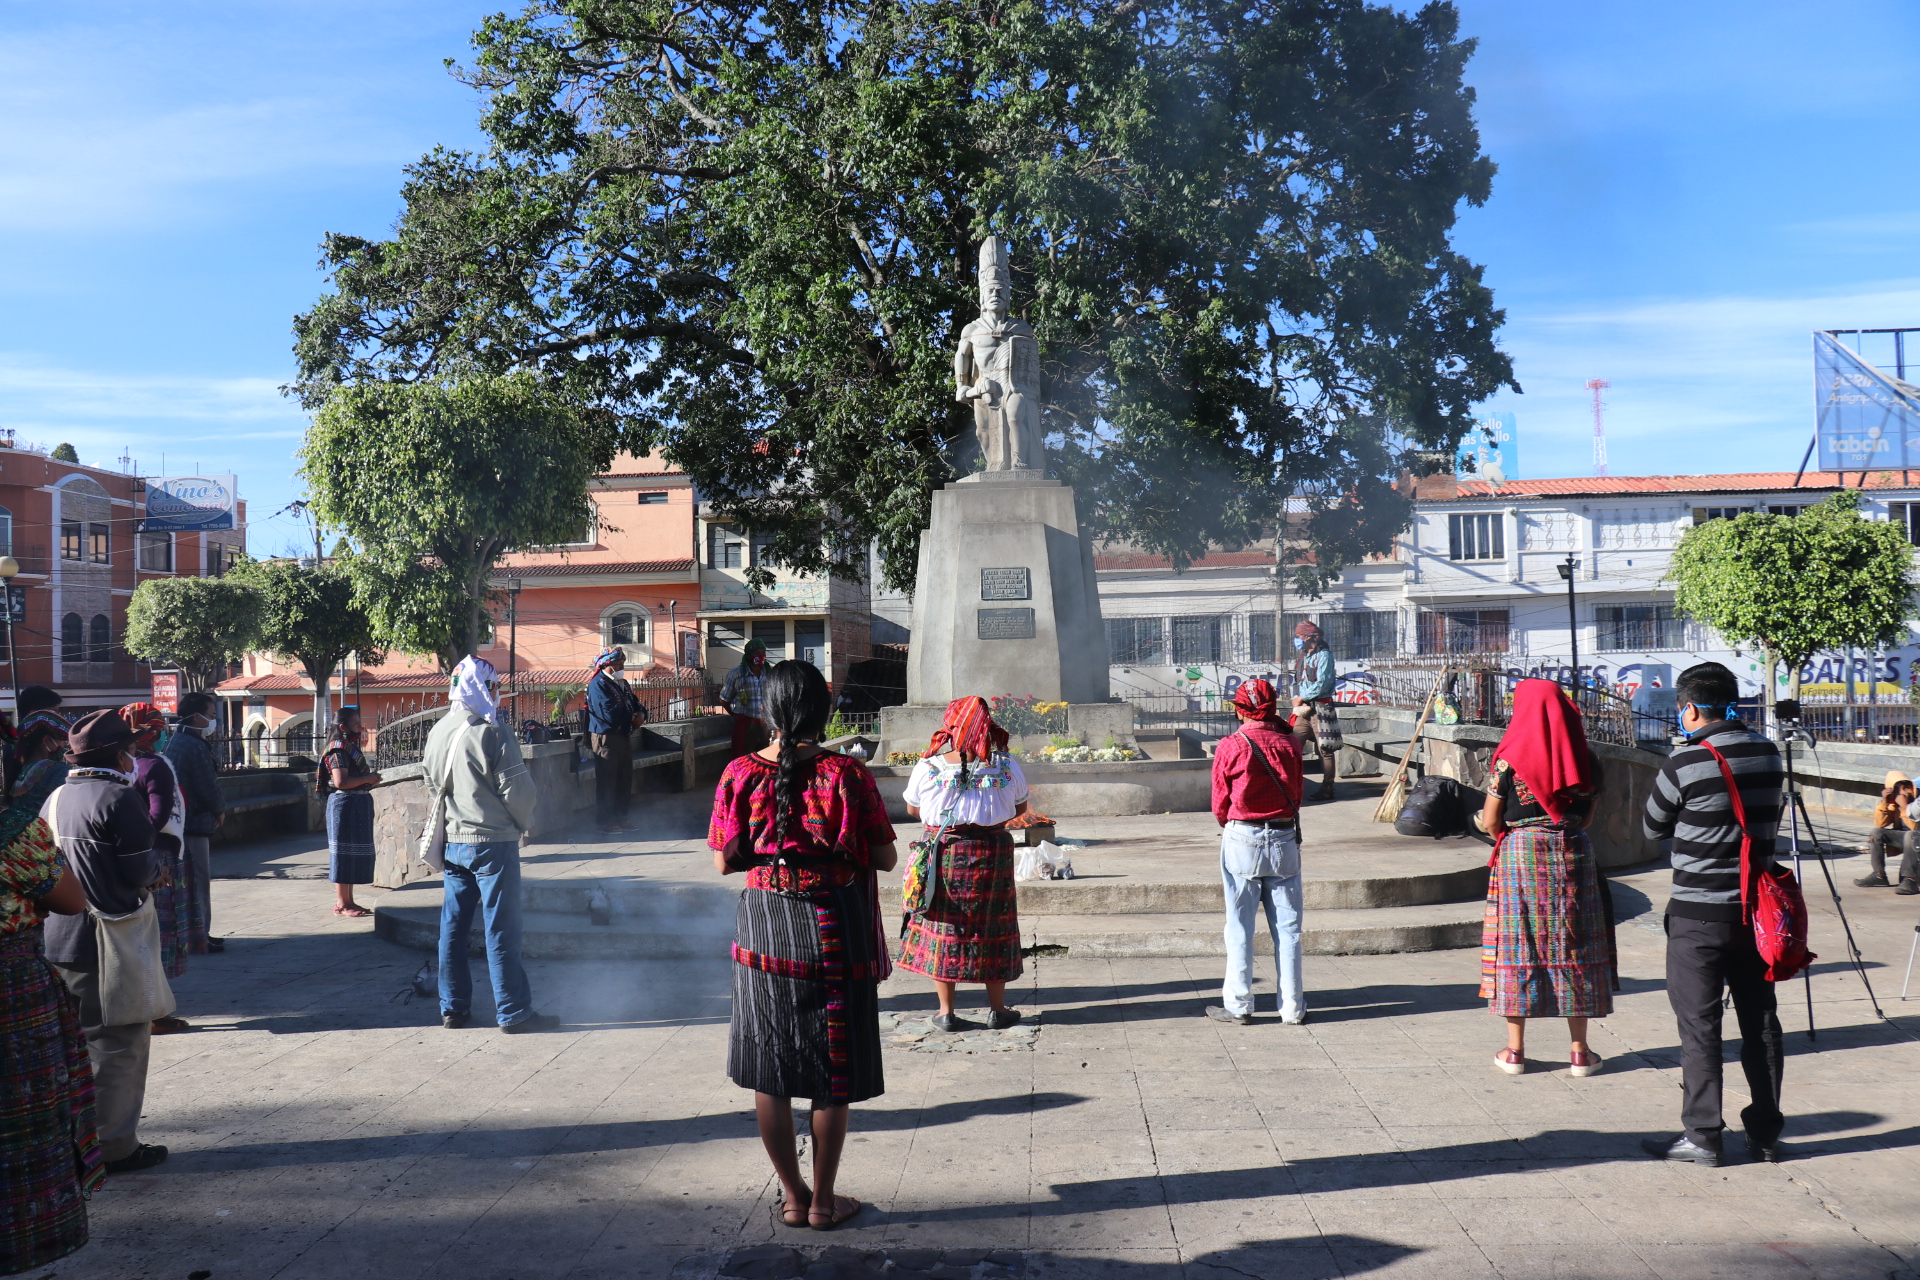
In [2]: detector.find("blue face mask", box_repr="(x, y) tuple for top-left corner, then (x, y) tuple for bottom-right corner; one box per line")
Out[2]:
(1291, 637), (1304, 651)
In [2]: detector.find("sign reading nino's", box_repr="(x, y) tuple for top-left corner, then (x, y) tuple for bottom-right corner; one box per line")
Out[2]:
(980, 567), (1031, 600)
(1814, 332), (1920, 471)
(142, 475), (238, 532)
(976, 607), (1036, 640)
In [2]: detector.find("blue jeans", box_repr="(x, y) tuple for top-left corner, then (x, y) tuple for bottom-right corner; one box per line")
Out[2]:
(1220, 822), (1305, 1021)
(439, 841), (534, 1027)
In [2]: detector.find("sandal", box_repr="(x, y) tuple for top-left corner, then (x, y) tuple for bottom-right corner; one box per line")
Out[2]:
(1492, 1048), (1526, 1076)
(332, 905), (372, 918)
(779, 1193), (811, 1228)
(808, 1194), (862, 1231)
(1567, 1049), (1604, 1078)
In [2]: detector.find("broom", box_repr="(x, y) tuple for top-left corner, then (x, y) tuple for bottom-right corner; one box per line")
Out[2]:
(1374, 673), (1446, 824)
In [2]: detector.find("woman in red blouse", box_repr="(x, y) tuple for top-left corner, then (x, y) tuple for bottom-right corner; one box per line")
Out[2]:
(709, 661), (897, 1232)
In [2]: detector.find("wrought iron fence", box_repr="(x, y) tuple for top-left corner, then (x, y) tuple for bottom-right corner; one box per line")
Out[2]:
(1794, 696), (1920, 745)
(1358, 656), (1660, 748)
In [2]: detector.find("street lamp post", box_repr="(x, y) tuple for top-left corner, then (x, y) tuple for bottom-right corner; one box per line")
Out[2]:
(0, 557), (18, 714)
(506, 578), (522, 728)
(1556, 554), (1580, 694)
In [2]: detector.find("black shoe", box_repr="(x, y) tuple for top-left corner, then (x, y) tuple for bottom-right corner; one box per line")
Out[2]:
(1642, 1134), (1724, 1167)
(1748, 1136), (1784, 1163)
(1205, 1005), (1253, 1026)
(1854, 873), (1891, 888)
(105, 1143), (168, 1174)
(930, 1013), (975, 1033)
(1898, 881), (1920, 896)
(500, 1013), (561, 1034)
(986, 1007), (1022, 1030)
(442, 1012), (469, 1029)
(205, 937), (225, 953)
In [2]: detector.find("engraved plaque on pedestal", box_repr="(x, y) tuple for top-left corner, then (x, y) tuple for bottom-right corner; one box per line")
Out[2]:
(980, 567), (1031, 601)
(976, 607), (1037, 640)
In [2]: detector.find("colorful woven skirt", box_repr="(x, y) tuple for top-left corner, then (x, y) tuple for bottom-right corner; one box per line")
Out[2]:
(0, 928), (103, 1275)
(1480, 825), (1618, 1018)
(898, 829), (1023, 984)
(326, 791), (376, 885)
(728, 884), (885, 1106)
(151, 842), (200, 978)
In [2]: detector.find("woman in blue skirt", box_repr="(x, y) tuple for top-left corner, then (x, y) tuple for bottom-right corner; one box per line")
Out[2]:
(320, 707), (382, 917)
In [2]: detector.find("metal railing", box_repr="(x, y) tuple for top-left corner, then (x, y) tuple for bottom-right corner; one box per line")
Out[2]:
(1358, 657), (1662, 749)
(1794, 697), (1920, 746)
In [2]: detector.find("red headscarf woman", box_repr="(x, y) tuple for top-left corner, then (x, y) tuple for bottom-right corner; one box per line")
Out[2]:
(1478, 677), (1614, 1080)
(923, 696), (1011, 761)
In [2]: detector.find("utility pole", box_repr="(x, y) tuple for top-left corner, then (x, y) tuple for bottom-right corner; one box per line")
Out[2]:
(507, 578), (522, 728)
(1557, 554), (1581, 693)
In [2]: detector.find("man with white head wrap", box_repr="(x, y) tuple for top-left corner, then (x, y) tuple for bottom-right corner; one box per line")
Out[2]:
(422, 656), (557, 1033)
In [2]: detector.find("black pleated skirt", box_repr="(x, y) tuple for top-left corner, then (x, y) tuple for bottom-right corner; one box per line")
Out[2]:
(728, 883), (885, 1107)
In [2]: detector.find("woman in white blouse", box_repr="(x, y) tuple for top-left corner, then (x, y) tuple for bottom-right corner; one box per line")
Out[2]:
(897, 697), (1031, 1032)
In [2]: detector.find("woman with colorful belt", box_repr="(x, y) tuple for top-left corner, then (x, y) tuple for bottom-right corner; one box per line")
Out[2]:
(709, 660), (897, 1232)
(120, 703), (195, 1034)
(1479, 678), (1616, 1077)
(319, 707), (382, 918)
(898, 696), (1029, 1032)
(0, 791), (103, 1273)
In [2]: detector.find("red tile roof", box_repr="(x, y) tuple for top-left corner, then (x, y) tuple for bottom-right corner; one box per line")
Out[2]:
(494, 559), (697, 578)
(1450, 471), (1907, 500)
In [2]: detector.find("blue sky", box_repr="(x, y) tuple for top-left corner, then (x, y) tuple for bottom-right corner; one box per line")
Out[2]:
(2, 1), (1917, 556)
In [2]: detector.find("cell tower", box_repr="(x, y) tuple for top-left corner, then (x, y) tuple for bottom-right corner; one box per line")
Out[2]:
(1586, 378), (1610, 477)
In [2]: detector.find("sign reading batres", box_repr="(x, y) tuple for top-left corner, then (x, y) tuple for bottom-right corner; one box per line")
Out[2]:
(142, 475), (237, 532)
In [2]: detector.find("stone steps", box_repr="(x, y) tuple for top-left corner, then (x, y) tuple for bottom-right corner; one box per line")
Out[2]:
(1016, 902), (1484, 958)
(1013, 861), (1486, 914)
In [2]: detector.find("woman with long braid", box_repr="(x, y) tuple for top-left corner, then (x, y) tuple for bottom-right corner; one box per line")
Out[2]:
(709, 660), (897, 1232)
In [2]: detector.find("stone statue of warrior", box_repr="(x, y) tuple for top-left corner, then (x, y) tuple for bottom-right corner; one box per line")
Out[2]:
(953, 236), (1046, 472)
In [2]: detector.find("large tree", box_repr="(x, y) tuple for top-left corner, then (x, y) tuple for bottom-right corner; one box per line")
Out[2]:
(230, 557), (385, 740)
(301, 374), (603, 669)
(293, 0), (1513, 593)
(124, 576), (263, 692)
(1668, 491), (1917, 716)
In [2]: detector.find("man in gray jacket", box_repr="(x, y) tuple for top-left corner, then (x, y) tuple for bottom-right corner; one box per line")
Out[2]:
(424, 656), (556, 1033)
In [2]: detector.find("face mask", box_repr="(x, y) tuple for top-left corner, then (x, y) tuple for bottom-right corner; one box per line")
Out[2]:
(1291, 637), (1304, 651)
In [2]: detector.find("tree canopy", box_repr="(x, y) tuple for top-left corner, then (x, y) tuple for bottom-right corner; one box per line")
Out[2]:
(1668, 491), (1917, 699)
(124, 576), (263, 692)
(230, 558), (384, 723)
(293, 0), (1513, 592)
(300, 374), (603, 668)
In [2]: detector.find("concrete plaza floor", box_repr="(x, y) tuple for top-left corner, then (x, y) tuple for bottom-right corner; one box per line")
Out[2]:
(32, 796), (1920, 1280)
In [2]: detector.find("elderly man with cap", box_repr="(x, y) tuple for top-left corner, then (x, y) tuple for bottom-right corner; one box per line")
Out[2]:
(42, 710), (168, 1172)
(1205, 679), (1309, 1026)
(585, 647), (645, 834)
(1290, 620), (1342, 803)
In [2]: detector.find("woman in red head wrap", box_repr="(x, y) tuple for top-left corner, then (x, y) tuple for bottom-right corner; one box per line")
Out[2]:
(119, 702), (196, 1032)
(898, 697), (1029, 1032)
(1478, 679), (1615, 1078)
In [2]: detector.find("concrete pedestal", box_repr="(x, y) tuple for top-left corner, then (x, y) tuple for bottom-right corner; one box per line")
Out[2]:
(905, 471), (1109, 704)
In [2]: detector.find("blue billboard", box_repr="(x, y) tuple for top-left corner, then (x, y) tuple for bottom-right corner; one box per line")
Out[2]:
(1456, 412), (1518, 485)
(1814, 331), (1920, 471)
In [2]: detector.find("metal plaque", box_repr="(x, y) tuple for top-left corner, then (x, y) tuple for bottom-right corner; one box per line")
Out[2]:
(976, 607), (1037, 640)
(980, 567), (1031, 601)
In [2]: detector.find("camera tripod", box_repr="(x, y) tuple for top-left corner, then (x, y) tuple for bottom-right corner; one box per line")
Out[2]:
(1777, 719), (1886, 1039)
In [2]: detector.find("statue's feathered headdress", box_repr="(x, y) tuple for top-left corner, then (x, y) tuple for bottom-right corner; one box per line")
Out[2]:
(977, 236), (1010, 292)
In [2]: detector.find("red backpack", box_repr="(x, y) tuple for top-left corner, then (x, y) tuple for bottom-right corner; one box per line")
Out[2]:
(1697, 740), (1815, 982)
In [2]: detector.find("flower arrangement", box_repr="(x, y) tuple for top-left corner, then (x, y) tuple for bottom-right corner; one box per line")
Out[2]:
(989, 695), (1069, 736)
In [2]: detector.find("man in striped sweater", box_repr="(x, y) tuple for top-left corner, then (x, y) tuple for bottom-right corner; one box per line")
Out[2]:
(1642, 662), (1787, 1167)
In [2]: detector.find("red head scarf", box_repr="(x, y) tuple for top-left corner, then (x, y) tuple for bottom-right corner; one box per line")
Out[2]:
(1232, 679), (1278, 720)
(1493, 679), (1598, 823)
(119, 702), (167, 751)
(924, 696), (1011, 761)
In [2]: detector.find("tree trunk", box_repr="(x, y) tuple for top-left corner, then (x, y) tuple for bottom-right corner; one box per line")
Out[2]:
(1761, 646), (1778, 737)
(308, 662), (332, 746)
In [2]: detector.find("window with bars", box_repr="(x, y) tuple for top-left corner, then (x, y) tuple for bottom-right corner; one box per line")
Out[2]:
(607, 609), (648, 649)
(1107, 617), (1165, 664)
(1248, 612), (1277, 663)
(1320, 610), (1398, 660)
(1170, 615), (1224, 664)
(750, 531), (779, 567)
(1447, 513), (1504, 561)
(708, 524), (747, 568)
(1595, 603), (1688, 652)
(751, 620), (788, 659)
(1416, 609), (1510, 654)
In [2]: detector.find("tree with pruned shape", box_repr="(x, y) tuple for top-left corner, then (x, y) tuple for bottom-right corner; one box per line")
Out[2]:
(300, 374), (604, 670)
(292, 0), (1516, 597)
(125, 576), (263, 692)
(1668, 490), (1918, 722)
(229, 557), (385, 741)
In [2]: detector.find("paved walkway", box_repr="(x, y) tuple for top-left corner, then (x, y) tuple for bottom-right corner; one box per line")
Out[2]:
(36, 798), (1920, 1280)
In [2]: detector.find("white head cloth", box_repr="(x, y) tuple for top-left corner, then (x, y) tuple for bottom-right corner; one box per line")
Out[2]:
(452, 655), (500, 724)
